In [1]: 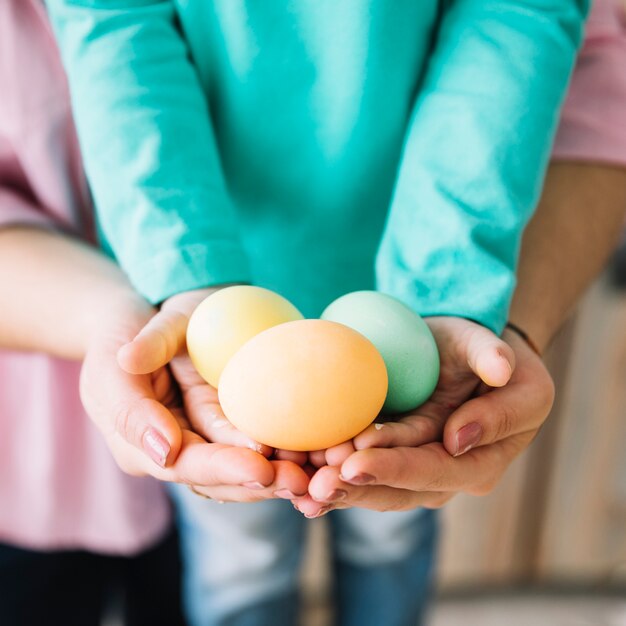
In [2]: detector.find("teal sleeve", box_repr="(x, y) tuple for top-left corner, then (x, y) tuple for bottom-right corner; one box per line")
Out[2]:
(45, 0), (250, 303)
(376, 0), (589, 334)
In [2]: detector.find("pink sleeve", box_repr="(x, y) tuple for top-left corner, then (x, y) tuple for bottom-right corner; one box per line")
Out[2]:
(552, 0), (626, 166)
(0, 0), (92, 237)
(0, 136), (57, 230)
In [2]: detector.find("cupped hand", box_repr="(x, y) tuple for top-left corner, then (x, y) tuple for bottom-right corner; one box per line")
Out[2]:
(296, 318), (553, 517)
(116, 288), (274, 453)
(81, 289), (309, 502)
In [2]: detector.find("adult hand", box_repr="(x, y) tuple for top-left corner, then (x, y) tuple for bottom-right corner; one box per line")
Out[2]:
(296, 318), (554, 517)
(82, 289), (309, 502)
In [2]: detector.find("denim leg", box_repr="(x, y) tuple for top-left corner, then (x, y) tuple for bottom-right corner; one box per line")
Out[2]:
(329, 508), (439, 626)
(168, 484), (306, 626)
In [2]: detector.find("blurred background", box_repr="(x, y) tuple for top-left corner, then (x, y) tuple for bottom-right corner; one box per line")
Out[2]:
(298, 245), (626, 625)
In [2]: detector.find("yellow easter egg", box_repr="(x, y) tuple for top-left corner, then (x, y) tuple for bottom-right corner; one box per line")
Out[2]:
(186, 286), (303, 387)
(218, 319), (388, 451)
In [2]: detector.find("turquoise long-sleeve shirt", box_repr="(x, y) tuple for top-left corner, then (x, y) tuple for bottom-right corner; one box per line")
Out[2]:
(47, 0), (588, 333)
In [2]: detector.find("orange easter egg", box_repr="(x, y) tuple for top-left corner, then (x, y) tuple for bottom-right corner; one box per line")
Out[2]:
(218, 319), (388, 451)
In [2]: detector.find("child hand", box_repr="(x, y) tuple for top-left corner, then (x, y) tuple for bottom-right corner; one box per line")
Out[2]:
(295, 318), (553, 517)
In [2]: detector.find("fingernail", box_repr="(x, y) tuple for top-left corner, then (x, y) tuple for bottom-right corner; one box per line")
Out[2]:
(292, 502), (302, 513)
(142, 427), (170, 467)
(305, 506), (332, 519)
(242, 481), (266, 490)
(273, 489), (298, 499)
(454, 422), (483, 456)
(324, 489), (347, 502)
(374, 423), (384, 430)
(339, 473), (375, 485)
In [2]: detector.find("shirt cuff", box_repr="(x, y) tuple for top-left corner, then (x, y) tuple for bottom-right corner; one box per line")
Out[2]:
(127, 241), (251, 304)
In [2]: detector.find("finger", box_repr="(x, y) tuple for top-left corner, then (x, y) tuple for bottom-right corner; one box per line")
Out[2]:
(352, 414), (442, 450)
(338, 440), (526, 495)
(302, 466), (448, 514)
(324, 440), (355, 466)
(465, 324), (515, 388)
(443, 341), (554, 456)
(117, 308), (188, 374)
(105, 391), (183, 468)
(308, 450), (327, 468)
(292, 494), (341, 518)
(183, 384), (273, 456)
(196, 459), (310, 502)
(275, 449), (309, 465)
(163, 434), (276, 487)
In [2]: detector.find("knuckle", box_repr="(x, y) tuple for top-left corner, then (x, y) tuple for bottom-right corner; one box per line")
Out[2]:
(113, 399), (146, 446)
(422, 472), (446, 491)
(494, 404), (516, 441)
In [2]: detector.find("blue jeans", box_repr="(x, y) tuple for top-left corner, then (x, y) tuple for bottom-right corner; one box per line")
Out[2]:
(169, 484), (438, 626)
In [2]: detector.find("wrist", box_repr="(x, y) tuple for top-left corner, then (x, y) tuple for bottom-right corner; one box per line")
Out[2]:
(506, 313), (552, 355)
(505, 321), (542, 356)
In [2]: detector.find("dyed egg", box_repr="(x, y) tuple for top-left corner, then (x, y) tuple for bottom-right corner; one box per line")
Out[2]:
(218, 319), (388, 450)
(321, 291), (439, 414)
(187, 286), (303, 387)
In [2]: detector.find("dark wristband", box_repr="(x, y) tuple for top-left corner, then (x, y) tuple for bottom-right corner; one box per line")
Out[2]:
(505, 322), (541, 356)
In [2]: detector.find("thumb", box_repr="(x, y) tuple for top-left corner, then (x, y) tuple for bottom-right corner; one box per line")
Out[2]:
(465, 324), (515, 388)
(117, 308), (188, 374)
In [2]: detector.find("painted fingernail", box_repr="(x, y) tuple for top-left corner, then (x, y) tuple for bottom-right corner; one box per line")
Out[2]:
(454, 422), (483, 456)
(142, 427), (170, 467)
(325, 489), (347, 502)
(273, 489), (298, 499)
(242, 481), (266, 490)
(305, 506), (332, 519)
(340, 473), (375, 485)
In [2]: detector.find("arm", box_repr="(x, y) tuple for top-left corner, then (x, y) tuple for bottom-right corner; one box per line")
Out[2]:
(512, 0), (626, 349)
(45, 0), (250, 303)
(510, 162), (626, 352)
(377, 0), (589, 334)
(0, 224), (139, 359)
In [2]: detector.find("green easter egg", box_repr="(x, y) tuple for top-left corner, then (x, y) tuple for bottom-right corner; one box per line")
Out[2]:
(321, 291), (439, 414)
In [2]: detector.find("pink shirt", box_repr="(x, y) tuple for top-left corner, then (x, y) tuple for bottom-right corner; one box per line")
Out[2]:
(553, 0), (626, 165)
(0, 0), (624, 554)
(0, 0), (171, 555)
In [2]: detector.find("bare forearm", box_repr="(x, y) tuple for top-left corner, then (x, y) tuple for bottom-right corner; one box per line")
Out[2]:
(0, 226), (149, 359)
(510, 161), (626, 352)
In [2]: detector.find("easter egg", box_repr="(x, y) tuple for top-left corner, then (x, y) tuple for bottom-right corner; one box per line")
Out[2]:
(187, 286), (303, 387)
(218, 319), (388, 450)
(321, 291), (439, 414)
